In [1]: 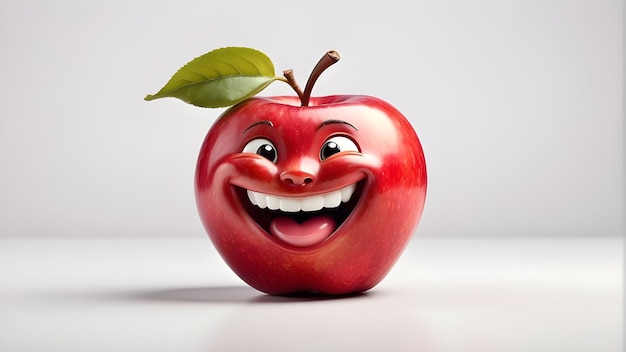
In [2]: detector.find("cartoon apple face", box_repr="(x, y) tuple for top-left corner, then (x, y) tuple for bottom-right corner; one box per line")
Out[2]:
(146, 47), (427, 295)
(195, 95), (426, 295)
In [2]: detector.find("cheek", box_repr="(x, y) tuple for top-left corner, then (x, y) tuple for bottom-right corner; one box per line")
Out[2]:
(318, 154), (381, 182)
(201, 154), (278, 189)
(231, 156), (278, 183)
(198, 156), (280, 224)
(196, 159), (265, 236)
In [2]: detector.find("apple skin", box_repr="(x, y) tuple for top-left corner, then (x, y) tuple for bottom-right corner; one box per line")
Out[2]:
(195, 95), (426, 295)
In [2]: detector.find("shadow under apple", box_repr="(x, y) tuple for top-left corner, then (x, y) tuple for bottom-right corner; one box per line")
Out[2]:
(135, 285), (368, 304)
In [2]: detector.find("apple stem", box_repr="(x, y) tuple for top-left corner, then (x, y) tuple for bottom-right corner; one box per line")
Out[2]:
(282, 69), (304, 103)
(300, 50), (340, 107)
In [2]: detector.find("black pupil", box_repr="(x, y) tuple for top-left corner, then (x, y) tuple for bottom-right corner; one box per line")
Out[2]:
(257, 144), (276, 161)
(321, 141), (341, 160)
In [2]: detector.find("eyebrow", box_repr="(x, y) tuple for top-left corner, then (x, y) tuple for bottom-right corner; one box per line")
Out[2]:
(318, 119), (358, 131)
(244, 120), (273, 133)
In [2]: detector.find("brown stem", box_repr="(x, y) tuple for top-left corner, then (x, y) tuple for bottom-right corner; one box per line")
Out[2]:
(301, 50), (340, 106)
(282, 69), (304, 103)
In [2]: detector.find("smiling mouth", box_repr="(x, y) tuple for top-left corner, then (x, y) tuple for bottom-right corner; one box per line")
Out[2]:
(235, 180), (364, 248)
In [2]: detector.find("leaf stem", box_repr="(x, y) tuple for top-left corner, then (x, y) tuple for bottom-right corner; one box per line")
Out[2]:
(282, 70), (304, 103)
(301, 50), (340, 107)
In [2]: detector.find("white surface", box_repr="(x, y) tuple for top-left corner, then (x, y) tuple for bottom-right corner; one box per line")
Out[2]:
(0, 0), (623, 238)
(0, 237), (622, 352)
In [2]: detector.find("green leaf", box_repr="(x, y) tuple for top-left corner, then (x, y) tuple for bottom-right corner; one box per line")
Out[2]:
(145, 47), (282, 108)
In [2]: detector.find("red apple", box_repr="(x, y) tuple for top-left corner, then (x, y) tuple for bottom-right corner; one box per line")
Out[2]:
(147, 48), (427, 295)
(195, 93), (426, 295)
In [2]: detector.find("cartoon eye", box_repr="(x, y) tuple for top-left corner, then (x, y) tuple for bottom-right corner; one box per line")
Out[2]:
(320, 136), (359, 161)
(242, 138), (278, 163)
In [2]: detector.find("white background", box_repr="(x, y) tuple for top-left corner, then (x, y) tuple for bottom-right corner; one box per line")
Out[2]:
(0, 2), (623, 351)
(0, 0), (623, 238)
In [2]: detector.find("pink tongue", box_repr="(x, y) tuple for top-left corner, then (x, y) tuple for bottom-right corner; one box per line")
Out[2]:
(270, 216), (336, 247)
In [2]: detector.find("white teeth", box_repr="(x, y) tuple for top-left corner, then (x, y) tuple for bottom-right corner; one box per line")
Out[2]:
(340, 184), (356, 202)
(246, 184), (357, 213)
(255, 192), (267, 208)
(301, 195), (324, 212)
(323, 191), (342, 208)
(267, 196), (280, 210)
(280, 198), (301, 212)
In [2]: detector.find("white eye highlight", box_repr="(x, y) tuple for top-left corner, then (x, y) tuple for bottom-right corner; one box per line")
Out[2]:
(320, 136), (359, 161)
(242, 138), (278, 163)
